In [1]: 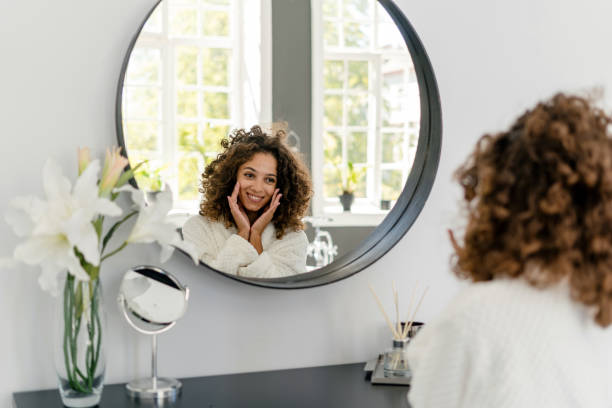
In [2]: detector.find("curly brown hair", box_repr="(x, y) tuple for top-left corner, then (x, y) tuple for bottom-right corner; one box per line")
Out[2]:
(199, 125), (313, 238)
(451, 93), (612, 327)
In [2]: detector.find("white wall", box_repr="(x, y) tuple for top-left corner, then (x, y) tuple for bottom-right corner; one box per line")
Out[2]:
(2, 0), (612, 406)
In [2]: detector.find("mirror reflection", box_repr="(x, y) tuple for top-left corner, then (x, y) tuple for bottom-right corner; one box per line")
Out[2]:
(120, 0), (420, 275)
(119, 268), (189, 326)
(182, 126), (313, 278)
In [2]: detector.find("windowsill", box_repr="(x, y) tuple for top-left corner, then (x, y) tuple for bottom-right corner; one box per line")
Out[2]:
(311, 203), (391, 227)
(308, 212), (386, 227)
(167, 205), (391, 228)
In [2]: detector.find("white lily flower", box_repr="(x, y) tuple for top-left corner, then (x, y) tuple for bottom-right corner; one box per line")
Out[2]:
(6, 159), (123, 293)
(4, 196), (45, 237)
(117, 185), (199, 264)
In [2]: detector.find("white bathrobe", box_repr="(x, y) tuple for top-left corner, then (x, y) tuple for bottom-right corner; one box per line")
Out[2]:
(406, 278), (612, 408)
(182, 215), (308, 279)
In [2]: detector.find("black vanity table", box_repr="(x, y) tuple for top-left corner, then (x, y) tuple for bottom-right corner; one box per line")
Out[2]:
(13, 363), (410, 407)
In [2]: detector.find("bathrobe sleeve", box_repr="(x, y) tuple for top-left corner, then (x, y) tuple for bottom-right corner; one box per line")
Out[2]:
(182, 215), (308, 278)
(237, 230), (309, 278)
(182, 215), (259, 274)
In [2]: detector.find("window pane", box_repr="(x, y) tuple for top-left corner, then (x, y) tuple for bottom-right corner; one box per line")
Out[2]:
(377, 22), (405, 51)
(346, 94), (367, 126)
(203, 92), (230, 118)
(382, 97), (404, 128)
(324, 60), (344, 89)
(382, 62), (404, 94)
(202, 48), (231, 86)
(170, 7), (198, 37)
(125, 87), (160, 119)
(324, 95), (343, 127)
(323, 166), (341, 198)
(324, 22), (339, 47)
(322, 0), (338, 17)
(203, 10), (230, 37)
(324, 131), (342, 163)
(142, 5), (162, 33)
(347, 60), (368, 90)
(382, 133), (404, 163)
(127, 48), (160, 84)
(344, 22), (370, 48)
(352, 165), (366, 197)
(176, 46), (198, 86)
(125, 121), (158, 151)
(408, 131), (418, 148)
(343, 0), (370, 19)
(347, 131), (367, 163)
(203, 122), (229, 153)
(177, 122), (199, 152)
(382, 169), (403, 201)
(130, 153), (165, 193)
(177, 90), (198, 117)
(178, 155), (201, 201)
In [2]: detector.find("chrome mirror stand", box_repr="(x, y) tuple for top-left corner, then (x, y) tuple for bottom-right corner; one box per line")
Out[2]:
(118, 266), (189, 402)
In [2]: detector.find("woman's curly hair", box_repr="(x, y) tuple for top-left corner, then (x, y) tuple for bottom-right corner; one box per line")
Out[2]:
(452, 93), (612, 327)
(199, 125), (312, 239)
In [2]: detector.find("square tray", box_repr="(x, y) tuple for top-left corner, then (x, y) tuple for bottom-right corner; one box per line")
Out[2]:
(364, 355), (411, 386)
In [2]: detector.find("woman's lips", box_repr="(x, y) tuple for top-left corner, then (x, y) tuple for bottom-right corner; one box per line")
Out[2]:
(246, 193), (263, 203)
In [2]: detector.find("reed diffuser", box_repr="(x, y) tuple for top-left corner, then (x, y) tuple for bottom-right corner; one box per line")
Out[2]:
(369, 282), (428, 377)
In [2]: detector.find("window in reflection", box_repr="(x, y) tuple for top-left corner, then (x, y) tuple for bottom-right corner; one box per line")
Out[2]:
(314, 0), (420, 216)
(122, 0), (269, 210)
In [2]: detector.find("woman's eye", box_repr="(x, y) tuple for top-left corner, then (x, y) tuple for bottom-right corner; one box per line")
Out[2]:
(244, 173), (254, 178)
(266, 177), (276, 184)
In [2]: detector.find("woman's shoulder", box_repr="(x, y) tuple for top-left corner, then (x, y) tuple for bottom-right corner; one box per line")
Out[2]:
(183, 214), (227, 234)
(183, 214), (209, 230)
(273, 227), (308, 244)
(433, 278), (588, 338)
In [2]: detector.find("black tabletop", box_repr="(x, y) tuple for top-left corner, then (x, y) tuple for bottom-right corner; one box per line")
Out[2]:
(13, 363), (410, 407)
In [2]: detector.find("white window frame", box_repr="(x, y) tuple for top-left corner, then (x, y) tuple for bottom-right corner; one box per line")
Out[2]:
(123, 0), (273, 215)
(311, 0), (418, 227)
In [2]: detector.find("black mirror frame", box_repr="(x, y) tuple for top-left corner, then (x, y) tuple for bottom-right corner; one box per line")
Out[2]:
(116, 0), (442, 289)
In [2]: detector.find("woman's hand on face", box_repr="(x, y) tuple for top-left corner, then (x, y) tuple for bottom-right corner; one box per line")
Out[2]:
(251, 188), (281, 236)
(227, 182), (250, 240)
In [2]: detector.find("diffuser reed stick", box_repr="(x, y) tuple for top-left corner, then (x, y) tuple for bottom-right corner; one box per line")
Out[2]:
(402, 286), (429, 339)
(368, 284), (401, 339)
(369, 282), (429, 341)
(393, 281), (400, 337)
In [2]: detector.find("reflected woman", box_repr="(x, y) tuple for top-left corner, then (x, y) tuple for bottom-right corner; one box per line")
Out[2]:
(182, 125), (313, 278)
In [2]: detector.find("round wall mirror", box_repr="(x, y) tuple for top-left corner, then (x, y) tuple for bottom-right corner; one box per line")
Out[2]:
(116, 0), (441, 288)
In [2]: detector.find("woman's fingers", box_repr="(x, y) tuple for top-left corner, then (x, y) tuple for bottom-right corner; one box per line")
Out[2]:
(231, 182), (240, 201)
(270, 189), (281, 210)
(265, 195), (281, 218)
(227, 196), (237, 211)
(273, 193), (282, 209)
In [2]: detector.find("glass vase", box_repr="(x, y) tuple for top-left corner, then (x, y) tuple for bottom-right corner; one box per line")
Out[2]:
(383, 338), (411, 378)
(54, 273), (106, 407)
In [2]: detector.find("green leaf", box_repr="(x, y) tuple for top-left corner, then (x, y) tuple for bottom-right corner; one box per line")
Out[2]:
(75, 284), (83, 320)
(92, 217), (103, 240)
(116, 161), (145, 188)
(101, 211), (138, 254)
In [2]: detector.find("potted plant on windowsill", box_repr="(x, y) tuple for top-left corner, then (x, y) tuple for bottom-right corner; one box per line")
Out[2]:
(337, 161), (366, 212)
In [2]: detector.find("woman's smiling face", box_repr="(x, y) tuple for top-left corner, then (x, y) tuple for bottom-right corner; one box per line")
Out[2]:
(236, 152), (278, 214)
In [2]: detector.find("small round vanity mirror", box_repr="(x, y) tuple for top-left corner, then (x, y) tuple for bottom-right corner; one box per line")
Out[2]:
(117, 265), (189, 401)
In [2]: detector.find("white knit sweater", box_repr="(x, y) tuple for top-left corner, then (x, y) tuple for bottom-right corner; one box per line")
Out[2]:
(182, 215), (308, 279)
(407, 278), (612, 408)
